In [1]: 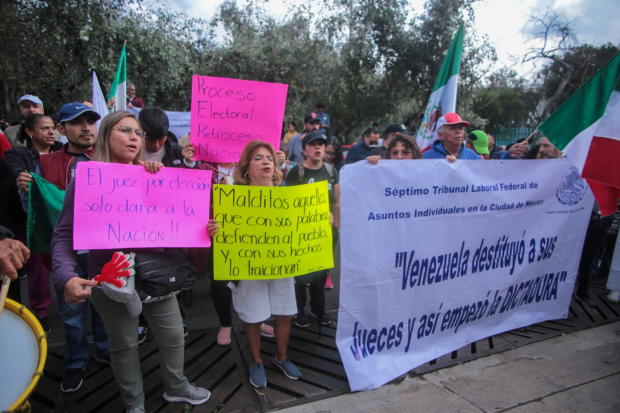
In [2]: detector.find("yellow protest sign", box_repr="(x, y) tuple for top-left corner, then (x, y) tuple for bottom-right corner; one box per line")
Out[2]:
(213, 181), (334, 280)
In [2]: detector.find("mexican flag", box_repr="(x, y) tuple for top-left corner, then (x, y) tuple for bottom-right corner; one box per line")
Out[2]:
(27, 173), (65, 254)
(108, 44), (127, 111)
(415, 24), (464, 151)
(538, 51), (620, 216)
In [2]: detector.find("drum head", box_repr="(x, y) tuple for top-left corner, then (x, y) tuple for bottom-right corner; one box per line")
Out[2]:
(0, 301), (43, 412)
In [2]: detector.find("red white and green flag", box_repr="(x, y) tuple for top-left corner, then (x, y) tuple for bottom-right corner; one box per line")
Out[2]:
(108, 44), (127, 111)
(538, 51), (620, 216)
(415, 24), (464, 151)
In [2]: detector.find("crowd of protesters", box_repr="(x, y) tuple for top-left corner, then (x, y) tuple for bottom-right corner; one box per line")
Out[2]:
(1, 91), (619, 413)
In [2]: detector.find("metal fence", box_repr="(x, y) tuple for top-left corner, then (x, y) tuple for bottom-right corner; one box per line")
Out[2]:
(487, 127), (536, 147)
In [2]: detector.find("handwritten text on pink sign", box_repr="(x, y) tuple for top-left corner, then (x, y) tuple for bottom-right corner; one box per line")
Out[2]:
(190, 75), (288, 162)
(74, 162), (211, 249)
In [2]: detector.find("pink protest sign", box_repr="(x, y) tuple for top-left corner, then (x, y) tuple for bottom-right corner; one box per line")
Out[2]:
(73, 162), (211, 249)
(190, 75), (289, 162)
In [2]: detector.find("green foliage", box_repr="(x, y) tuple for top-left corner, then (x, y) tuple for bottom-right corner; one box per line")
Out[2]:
(0, 0), (497, 143)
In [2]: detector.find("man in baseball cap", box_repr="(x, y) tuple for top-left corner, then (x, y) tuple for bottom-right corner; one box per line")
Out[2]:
(5, 94), (61, 147)
(466, 130), (490, 159)
(368, 122), (407, 159)
(422, 112), (480, 160)
(287, 113), (322, 166)
(45, 102), (109, 393)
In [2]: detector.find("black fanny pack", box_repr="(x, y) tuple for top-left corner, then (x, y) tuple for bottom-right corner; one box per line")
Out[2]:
(134, 251), (194, 303)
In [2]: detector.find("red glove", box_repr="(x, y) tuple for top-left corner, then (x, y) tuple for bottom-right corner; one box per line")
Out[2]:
(93, 251), (135, 288)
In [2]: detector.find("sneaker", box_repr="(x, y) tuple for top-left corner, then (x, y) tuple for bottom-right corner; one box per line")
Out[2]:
(61, 367), (85, 393)
(126, 406), (145, 413)
(248, 363), (267, 388)
(308, 310), (333, 326)
(272, 355), (301, 380)
(325, 274), (334, 290)
(294, 312), (309, 328)
(138, 326), (148, 346)
(260, 323), (275, 338)
(163, 384), (210, 405)
(183, 324), (189, 338)
(95, 353), (112, 365)
(608, 290), (620, 303)
(574, 291), (595, 308)
(181, 289), (194, 307)
(217, 326), (232, 346)
(37, 316), (51, 335)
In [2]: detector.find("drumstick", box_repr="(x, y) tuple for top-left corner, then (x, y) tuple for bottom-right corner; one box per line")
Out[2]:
(0, 274), (10, 321)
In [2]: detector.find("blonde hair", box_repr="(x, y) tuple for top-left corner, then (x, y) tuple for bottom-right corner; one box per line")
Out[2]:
(92, 111), (144, 164)
(233, 140), (283, 186)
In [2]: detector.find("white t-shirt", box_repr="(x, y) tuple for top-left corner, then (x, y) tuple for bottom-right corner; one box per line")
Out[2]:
(144, 145), (166, 163)
(218, 165), (236, 185)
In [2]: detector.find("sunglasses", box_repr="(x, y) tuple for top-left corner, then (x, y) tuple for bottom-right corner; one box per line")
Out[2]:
(391, 150), (413, 157)
(112, 125), (145, 139)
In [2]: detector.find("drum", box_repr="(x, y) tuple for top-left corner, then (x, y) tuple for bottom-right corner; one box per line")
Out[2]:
(0, 298), (47, 412)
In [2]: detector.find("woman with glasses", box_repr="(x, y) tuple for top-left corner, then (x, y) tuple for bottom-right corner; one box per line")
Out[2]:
(51, 111), (210, 413)
(366, 133), (422, 164)
(323, 136), (344, 172)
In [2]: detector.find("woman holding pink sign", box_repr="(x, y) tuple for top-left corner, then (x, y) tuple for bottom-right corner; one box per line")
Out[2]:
(207, 140), (301, 389)
(51, 111), (211, 412)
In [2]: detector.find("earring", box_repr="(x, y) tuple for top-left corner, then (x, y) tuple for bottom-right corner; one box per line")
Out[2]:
(243, 172), (249, 180)
(272, 172), (276, 180)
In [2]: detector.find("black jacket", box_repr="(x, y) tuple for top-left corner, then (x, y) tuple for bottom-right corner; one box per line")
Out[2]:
(161, 134), (189, 168)
(0, 158), (26, 237)
(5, 139), (64, 175)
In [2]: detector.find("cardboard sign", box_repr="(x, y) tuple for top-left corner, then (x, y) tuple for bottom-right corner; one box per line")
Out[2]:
(190, 75), (288, 162)
(73, 162), (211, 249)
(213, 182), (334, 279)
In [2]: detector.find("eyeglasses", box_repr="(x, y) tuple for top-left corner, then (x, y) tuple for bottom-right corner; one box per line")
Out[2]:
(112, 125), (145, 139)
(325, 151), (335, 156)
(369, 141), (378, 145)
(391, 150), (413, 157)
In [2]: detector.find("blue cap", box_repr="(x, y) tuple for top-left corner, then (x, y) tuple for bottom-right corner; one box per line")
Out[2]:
(57, 102), (101, 123)
(17, 94), (43, 106)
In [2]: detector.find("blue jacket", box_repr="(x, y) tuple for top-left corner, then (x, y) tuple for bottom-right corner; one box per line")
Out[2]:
(345, 141), (371, 164)
(423, 140), (481, 160)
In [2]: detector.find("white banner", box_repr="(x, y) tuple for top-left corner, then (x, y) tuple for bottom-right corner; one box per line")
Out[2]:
(128, 107), (190, 139)
(336, 159), (593, 391)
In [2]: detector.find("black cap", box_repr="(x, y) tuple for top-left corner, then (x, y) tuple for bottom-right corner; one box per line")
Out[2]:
(302, 132), (327, 147)
(304, 113), (321, 124)
(383, 122), (406, 137)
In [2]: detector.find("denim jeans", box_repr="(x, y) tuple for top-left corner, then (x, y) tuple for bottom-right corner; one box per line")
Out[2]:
(57, 253), (110, 369)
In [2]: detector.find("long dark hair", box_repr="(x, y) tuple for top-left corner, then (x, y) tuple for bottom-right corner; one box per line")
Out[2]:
(18, 114), (51, 144)
(326, 136), (344, 171)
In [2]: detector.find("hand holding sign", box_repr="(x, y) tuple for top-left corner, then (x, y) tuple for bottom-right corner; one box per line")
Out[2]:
(74, 162), (211, 249)
(213, 182), (334, 280)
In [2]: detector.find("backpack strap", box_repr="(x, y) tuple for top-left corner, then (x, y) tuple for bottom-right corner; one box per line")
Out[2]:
(325, 163), (335, 184)
(298, 163), (305, 182)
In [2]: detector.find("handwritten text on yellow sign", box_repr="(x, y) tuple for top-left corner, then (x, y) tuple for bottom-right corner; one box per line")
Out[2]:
(213, 182), (334, 280)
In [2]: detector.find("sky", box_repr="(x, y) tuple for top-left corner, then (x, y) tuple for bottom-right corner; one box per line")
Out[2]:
(170, 0), (620, 78)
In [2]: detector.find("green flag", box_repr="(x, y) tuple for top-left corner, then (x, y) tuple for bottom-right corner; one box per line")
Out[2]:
(415, 24), (464, 150)
(27, 173), (65, 254)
